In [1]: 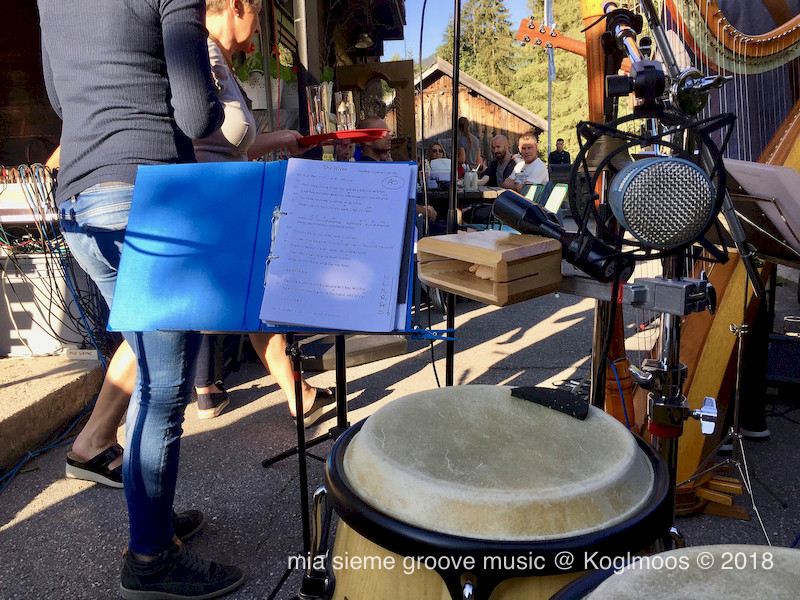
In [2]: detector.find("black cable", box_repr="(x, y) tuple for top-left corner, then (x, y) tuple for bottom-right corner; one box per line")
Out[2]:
(2, 167), (110, 355)
(414, 0), (443, 388)
(592, 260), (623, 408)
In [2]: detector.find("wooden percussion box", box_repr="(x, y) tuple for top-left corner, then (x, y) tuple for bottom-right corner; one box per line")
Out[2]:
(417, 230), (562, 306)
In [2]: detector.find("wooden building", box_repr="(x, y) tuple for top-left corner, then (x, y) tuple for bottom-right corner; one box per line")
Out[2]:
(413, 58), (547, 163)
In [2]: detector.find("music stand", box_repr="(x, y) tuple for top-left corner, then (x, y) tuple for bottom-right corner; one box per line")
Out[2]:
(263, 333), (349, 600)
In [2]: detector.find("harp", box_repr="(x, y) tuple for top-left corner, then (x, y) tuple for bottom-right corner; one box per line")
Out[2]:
(657, 0), (800, 514)
(518, 1), (800, 515)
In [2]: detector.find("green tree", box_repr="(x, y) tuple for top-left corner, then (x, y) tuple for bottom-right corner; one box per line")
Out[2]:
(433, 0), (591, 153)
(435, 1), (518, 98)
(436, 17), (456, 64)
(467, 0), (517, 94)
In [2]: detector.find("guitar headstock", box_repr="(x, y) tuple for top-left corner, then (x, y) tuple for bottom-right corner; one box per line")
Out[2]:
(515, 19), (587, 58)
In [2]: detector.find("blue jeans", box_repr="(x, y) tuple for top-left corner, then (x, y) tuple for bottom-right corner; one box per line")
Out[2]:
(61, 183), (199, 555)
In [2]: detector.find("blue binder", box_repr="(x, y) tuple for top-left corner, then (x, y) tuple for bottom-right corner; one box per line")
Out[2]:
(108, 160), (416, 334)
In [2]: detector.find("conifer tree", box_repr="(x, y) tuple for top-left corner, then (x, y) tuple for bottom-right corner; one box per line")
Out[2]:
(436, 17), (458, 65)
(469, 0), (517, 94)
(432, 1), (590, 151)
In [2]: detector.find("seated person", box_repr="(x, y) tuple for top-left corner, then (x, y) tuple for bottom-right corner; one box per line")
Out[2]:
(426, 141), (447, 162)
(479, 135), (521, 187)
(358, 117), (436, 222)
(502, 131), (549, 193)
(334, 142), (355, 162)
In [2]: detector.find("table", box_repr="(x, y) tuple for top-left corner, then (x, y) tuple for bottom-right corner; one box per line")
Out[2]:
(418, 185), (504, 224)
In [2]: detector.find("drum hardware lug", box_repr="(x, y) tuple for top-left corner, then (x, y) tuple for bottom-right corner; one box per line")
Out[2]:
(652, 526), (686, 552)
(298, 487), (335, 600)
(460, 574), (477, 600)
(668, 526), (686, 549)
(690, 397), (717, 436)
(461, 582), (475, 600)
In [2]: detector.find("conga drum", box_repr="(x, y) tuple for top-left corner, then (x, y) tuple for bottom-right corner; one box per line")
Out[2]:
(324, 386), (672, 600)
(551, 544), (800, 599)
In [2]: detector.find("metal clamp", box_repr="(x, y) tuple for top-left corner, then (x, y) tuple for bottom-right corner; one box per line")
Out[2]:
(621, 277), (716, 316)
(638, 358), (687, 399)
(691, 397), (718, 435)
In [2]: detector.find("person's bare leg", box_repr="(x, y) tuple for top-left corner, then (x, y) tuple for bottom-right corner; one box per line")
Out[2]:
(248, 333), (317, 417)
(70, 340), (136, 469)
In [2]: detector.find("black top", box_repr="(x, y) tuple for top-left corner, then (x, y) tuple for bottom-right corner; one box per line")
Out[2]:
(548, 150), (571, 165)
(38, 0), (224, 204)
(483, 155), (521, 187)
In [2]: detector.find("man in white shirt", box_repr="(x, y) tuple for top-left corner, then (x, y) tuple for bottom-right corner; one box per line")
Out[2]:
(502, 130), (549, 192)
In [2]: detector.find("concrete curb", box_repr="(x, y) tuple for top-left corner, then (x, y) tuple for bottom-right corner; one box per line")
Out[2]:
(0, 356), (103, 471)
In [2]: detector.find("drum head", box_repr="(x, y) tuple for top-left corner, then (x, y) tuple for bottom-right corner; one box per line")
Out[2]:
(577, 545), (800, 599)
(326, 386), (671, 578)
(342, 386), (653, 540)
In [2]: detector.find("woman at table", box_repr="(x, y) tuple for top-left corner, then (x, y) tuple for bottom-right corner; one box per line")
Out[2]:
(426, 141), (447, 161)
(457, 117), (483, 172)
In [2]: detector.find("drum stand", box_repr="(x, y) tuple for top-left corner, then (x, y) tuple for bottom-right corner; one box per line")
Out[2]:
(629, 255), (719, 548)
(263, 334), (349, 600)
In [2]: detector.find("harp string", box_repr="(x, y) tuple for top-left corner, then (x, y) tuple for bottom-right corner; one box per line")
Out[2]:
(662, 0), (800, 160)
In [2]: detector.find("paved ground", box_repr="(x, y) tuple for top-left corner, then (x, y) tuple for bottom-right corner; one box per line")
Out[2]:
(0, 269), (798, 599)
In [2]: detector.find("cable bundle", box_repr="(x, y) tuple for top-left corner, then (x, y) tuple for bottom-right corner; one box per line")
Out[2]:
(0, 165), (116, 358)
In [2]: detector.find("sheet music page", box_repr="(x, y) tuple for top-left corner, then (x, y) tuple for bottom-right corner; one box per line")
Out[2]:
(259, 158), (412, 332)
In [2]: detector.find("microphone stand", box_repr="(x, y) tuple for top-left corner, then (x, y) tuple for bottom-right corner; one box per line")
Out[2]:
(444, 0), (462, 387)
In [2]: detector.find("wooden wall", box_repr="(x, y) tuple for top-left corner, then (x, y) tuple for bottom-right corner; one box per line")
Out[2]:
(0, 1), (61, 166)
(413, 71), (542, 163)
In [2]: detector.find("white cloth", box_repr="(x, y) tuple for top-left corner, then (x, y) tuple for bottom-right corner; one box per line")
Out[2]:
(193, 38), (257, 163)
(511, 158), (549, 186)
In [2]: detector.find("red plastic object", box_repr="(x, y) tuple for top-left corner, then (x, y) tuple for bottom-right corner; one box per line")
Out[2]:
(299, 129), (388, 146)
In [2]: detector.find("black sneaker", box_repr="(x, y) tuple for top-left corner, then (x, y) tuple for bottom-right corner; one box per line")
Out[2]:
(172, 510), (205, 543)
(120, 544), (244, 599)
(197, 384), (229, 420)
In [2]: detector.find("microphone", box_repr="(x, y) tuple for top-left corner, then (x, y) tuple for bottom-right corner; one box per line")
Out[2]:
(492, 190), (634, 283)
(608, 157), (715, 250)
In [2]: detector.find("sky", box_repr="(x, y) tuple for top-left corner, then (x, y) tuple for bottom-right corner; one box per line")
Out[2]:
(382, 0), (535, 61)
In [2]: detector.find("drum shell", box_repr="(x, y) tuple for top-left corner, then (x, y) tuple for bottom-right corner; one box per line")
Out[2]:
(330, 522), (585, 600)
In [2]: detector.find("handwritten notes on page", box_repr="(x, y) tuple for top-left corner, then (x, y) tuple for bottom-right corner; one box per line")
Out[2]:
(259, 158), (414, 332)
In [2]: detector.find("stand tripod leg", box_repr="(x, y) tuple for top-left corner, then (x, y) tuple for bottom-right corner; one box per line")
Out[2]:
(288, 333), (312, 552)
(264, 335), (350, 600)
(334, 335), (348, 432)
